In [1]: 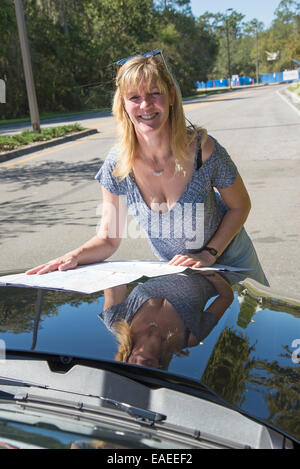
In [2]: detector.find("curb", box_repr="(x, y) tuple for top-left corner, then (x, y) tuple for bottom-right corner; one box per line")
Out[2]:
(0, 128), (98, 164)
(242, 278), (300, 305)
(277, 87), (300, 117)
(285, 87), (300, 104)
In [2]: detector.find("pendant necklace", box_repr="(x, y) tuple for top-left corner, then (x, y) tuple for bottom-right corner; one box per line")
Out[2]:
(149, 322), (159, 328)
(153, 170), (164, 176)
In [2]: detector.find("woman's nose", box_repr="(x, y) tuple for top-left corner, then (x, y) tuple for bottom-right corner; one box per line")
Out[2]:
(140, 95), (152, 108)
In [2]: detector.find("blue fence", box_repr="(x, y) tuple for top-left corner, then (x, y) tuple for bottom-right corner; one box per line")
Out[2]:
(195, 76), (256, 89)
(260, 71), (300, 84)
(195, 70), (300, 89)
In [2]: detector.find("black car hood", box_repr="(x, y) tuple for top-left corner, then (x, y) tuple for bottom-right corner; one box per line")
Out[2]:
(0, 275), (300, 443)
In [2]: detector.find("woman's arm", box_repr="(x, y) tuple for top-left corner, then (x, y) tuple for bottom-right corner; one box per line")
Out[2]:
(103, 285), (128, 310)
(207, 173), (251, 255)
(169, 173), (251, 268)
(202, 272), (234, 320)
(26, 187), (127, 274)
(187, 272), (234, 347)
(169, 136), (251, 268)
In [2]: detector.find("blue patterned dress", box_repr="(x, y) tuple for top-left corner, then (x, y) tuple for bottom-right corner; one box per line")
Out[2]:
(95, 136), (269, 286)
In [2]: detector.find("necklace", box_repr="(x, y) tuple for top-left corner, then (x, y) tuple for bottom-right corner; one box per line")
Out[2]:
(149, 322), (159, 328)
(153, 170), (164, 176)
(139, 150), (172, 177)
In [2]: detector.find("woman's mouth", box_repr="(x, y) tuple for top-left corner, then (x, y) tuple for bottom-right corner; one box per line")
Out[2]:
(139, 113), (157, 121)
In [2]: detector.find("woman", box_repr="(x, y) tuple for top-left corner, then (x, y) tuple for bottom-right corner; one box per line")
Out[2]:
(26, 50), (268, 287)
(100, 271), (235, 369)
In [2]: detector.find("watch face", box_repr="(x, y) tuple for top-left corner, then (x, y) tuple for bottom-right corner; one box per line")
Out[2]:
(207, 247), (218, 256)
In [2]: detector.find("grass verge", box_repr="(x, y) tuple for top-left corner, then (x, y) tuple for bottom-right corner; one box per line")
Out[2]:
(0, 123), (85, 153)
(288, 82), (300, 96)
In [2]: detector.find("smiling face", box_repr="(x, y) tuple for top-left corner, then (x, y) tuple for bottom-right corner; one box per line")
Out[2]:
(128, 325), (162, 368)
(123, 80), (172, 138)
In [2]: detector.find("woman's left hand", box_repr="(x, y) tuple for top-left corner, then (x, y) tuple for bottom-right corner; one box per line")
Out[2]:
(168, 250), (217, 269)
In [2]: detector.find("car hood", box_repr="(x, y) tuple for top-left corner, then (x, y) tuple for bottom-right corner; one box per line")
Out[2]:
(0, 273), (300, 443)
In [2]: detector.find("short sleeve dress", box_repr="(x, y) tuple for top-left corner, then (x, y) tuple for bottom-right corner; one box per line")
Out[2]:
(99, 273), (220, 346)
(95, 136), (269, 287)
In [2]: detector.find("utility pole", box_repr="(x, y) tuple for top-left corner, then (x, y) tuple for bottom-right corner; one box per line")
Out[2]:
(14, 0), (40, 133)
(254, 21), (259, 84)
(225, 8), (233, 89)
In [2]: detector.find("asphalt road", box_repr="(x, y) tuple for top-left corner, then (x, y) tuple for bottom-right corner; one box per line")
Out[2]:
(1, 83), (300, 299)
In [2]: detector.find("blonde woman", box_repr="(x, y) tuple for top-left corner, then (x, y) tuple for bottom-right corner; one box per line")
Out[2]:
(100, 271), (235, 369)
(27, 50), (268, 287)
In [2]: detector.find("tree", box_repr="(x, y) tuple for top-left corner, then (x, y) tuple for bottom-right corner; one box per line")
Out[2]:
(258, 0), (300, 73)
(0, 0), (24, 119)
(242, 19), (264, 81)
(151, 7), (218, 94)
(198, 10), (246, 79)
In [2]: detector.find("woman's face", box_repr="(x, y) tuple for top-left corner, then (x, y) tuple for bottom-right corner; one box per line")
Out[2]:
(122, 79), (171, 138)
(128, 327), (162, 368)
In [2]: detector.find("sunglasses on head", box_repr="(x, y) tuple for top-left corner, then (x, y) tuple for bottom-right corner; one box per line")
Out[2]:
(115, 49), (169, 72)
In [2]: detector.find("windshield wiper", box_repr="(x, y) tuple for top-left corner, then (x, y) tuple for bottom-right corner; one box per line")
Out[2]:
(0, 376), (48, 389)
(0, 375), (166, 425)
(100, 397), (166, 424)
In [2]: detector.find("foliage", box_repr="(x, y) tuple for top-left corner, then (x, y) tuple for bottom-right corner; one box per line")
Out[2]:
(0, 0), (299, 119)
(0, 123), (84, 152)
(289, 82), (300, 95)
(0, 286), (102, 333)
(198, 1), (300, 79)
(258, 0), (300, 73)
(0, 0), (217, 118)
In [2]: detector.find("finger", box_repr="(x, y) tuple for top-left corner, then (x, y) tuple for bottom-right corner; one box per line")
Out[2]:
(168, 255), (182, 265)
(191, 261), (203, 269)
(58, 259), (77, 271)
(171, 255), (189, 266)
(26, 264), (49, 275)
(179, 257), (197, 266)
(36, 262), (62, 275)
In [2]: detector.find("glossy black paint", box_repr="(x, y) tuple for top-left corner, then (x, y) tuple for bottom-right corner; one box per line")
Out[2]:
(0, 279), (299, 443)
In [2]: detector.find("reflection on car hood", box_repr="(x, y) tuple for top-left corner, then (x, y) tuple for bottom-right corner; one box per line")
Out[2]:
(0, 274), (300, 443)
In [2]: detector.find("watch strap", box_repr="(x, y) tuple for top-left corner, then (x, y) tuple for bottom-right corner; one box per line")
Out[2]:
(201, 246), (218, 257)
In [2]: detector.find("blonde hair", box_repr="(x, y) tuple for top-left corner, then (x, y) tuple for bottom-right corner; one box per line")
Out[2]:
(113, 319), (133, 362)
(112, 319), (189, 370)
(112, 53), (207, 180)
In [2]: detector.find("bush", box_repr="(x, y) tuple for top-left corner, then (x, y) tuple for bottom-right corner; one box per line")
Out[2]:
(0, 123), (84, 153)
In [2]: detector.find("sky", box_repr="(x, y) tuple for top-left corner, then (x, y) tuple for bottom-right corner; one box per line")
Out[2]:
(189, 0), (282, 29)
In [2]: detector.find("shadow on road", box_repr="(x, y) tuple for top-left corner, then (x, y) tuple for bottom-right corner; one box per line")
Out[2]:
(0, 158), (104, 242)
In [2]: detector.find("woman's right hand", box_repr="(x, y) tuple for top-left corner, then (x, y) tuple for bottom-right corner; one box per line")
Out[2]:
(26, 252), (79, 275)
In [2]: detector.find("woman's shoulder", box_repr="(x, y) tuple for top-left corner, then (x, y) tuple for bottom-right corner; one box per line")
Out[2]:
(189, 127), (217, 166)
(103, 147), (120, 166)
(200, 134), (234, 167)
(201, 135), (216, 164)
(94, 147), (128, 195)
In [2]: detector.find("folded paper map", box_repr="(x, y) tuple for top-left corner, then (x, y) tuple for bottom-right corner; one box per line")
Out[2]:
(0, 260), (253, 294)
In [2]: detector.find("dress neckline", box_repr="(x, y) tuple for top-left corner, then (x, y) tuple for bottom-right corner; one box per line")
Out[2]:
(129, 134), (201, 215)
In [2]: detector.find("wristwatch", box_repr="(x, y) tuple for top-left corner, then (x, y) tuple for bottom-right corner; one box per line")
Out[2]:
(201, 246), (218, 257)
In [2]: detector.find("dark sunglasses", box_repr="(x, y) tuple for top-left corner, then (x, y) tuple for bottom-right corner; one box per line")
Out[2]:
(115, 49), (169, 72)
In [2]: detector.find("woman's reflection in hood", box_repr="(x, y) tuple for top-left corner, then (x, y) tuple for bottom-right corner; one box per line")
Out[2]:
(99, 271), (238, 369)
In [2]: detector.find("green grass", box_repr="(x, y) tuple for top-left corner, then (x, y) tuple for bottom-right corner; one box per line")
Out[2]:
(288, 82), (300, 96)
(0, 123), (85, 153)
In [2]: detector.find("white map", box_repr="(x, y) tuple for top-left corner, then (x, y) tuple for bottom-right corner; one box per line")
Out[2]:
(0, 260), (252, 294)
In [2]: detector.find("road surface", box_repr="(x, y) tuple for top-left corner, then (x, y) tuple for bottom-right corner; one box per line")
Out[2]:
(1, 83), (299, 298)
